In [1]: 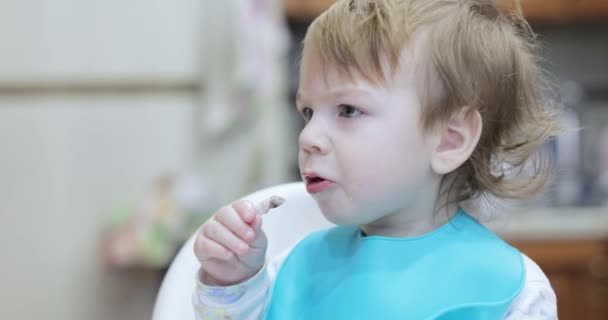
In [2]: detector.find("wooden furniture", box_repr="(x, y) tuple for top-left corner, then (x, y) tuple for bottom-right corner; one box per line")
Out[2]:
(509, 238), (608, 320)
(284, 0), (608, 22)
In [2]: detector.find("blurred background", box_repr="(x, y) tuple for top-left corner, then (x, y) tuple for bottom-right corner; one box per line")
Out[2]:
(0, 1), (607, 319)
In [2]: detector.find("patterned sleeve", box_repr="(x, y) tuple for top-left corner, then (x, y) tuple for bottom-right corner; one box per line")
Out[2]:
(503, 254), (558, 320)
(192, 265), (271, 320)
(192, 250), (290, 320)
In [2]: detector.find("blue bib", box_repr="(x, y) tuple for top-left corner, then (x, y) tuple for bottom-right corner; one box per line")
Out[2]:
(264, 210), (524, 320)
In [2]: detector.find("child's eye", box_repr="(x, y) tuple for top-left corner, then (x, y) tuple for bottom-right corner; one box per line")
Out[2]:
(338, 104), (362, 118)
(300, 107), (313, 122)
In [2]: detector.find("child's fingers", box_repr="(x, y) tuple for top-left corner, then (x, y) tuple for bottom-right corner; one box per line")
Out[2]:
(215, 206), (255, 242)
(203, 219), (250, 256)
(232, 200), (257, 223)
(255, 196), (286, 215)
(194, 235), (233, 262)
(232, 196), (285, 224)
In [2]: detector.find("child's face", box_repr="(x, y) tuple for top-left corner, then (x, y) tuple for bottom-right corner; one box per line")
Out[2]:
(297, 49), (440, 226)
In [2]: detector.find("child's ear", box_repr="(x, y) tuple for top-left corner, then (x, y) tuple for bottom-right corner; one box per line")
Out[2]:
(431, 108), (482, 175)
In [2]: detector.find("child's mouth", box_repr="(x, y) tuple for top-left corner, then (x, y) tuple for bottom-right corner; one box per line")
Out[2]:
(305, 176), (335, 194)
(308, 177), (325, 183)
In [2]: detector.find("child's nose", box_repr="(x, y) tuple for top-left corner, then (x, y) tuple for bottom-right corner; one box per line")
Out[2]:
(298, 120), (330, 155)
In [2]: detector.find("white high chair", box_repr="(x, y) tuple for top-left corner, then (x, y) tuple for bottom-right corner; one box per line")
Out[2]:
(151, 182), (333, 320)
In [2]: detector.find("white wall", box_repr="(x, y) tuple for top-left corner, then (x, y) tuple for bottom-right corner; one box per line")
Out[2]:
(0, 0), (202, 82)
(0, 1), (202, 319)
(0, 95), (196, 320)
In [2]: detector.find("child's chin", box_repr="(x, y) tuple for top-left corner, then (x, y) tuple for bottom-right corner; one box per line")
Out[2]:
(320, 210), (360, 226)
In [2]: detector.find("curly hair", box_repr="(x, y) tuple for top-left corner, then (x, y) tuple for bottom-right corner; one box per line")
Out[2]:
(302, 0), (560, 204)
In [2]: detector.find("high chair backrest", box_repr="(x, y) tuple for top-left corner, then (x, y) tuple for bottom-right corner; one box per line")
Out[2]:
(152, 182), (333, 320)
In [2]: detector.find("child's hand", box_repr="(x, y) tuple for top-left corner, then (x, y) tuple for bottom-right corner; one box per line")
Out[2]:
(194, 196), (285, 286)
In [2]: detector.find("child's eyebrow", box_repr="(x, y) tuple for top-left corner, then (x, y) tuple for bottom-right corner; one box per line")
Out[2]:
(329, 87), (373, 99)
(296, 86), (377, 106)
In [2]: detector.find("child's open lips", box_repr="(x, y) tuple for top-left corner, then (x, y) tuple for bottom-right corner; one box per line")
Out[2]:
(304, 174), (335, 194)
(305, 176), (325, 184)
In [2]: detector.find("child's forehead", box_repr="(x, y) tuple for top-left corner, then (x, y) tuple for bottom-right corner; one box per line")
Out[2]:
(297, 58), (386, 102)
(296, 82), (380, 103)
(298, 36), (443, 110)
(299, 39), (430, 91)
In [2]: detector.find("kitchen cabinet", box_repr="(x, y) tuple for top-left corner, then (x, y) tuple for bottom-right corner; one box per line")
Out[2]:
(500, 0), (608, 22)
(284, 0), (608, 22)
(510, 238), (608, 319)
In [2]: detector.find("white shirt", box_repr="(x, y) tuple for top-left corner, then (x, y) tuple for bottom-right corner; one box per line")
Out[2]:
(192, 250), (557, 319)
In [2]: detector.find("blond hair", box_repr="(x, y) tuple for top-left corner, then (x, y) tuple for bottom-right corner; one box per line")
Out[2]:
(302, 0), (559, 203)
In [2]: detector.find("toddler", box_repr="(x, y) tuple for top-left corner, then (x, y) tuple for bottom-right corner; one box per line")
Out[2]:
(193, 0), (559, 319)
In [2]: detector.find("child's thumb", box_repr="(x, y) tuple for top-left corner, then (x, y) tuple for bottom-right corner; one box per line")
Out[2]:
(249, 214), (268, 250)
(250, 213), (263, 231)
